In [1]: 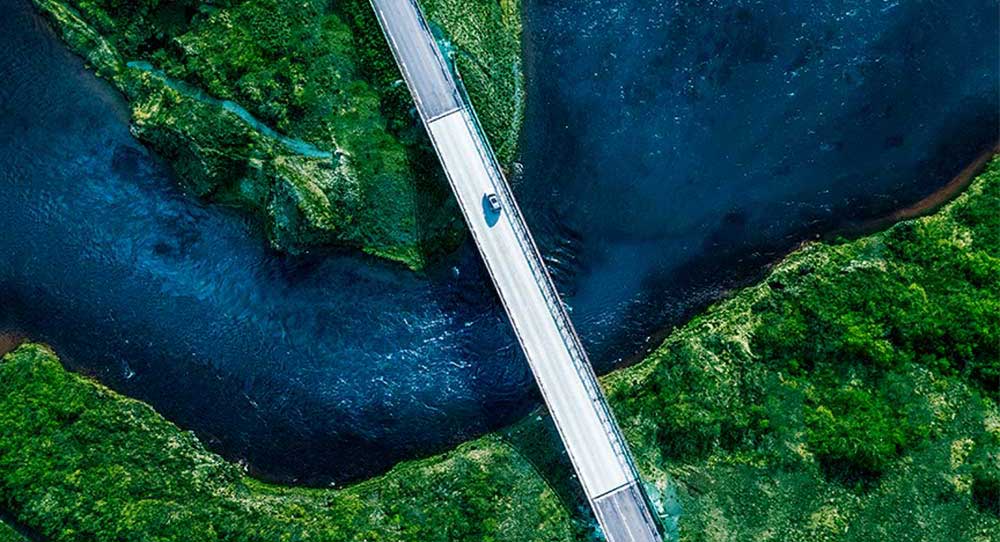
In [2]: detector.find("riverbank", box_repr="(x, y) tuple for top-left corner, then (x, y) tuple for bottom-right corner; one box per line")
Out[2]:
(604, 156), (999, 539)
(836, 142), (1000, 239)
(30, 0), (524, 270)
(1, 158), (996, 540)
(614, 142), (1000, 373)
(0, 343), (577, 542)
(0, 333), (24, 358)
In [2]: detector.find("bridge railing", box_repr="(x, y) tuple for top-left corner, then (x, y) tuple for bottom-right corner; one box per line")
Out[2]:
(370, 1), (662, 537)
(452, 68), (662, 538)
(449, 64), (637, 477)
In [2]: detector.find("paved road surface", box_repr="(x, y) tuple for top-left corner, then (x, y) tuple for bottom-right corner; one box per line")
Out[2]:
(369, 2), (662, 540)
(371, 0), (461, 119)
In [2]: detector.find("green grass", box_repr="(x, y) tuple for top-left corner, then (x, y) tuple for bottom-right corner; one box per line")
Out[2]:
(0, 521), (28, 542)
(422, 0), (524, 165)
(32, 0), (525, 270)
(1, 160), (997, 540)
(603, 157), (1000, 539)
(0, 343), (572, 542)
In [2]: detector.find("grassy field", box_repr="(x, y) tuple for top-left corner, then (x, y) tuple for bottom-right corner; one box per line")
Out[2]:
(31, 0), (525, 270)
(0, 159), (996, 540)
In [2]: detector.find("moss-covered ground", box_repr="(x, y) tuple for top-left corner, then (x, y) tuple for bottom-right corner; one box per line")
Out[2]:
(605, 158), (1000, 540)
(0, 522), (28, 542)
(0, 343), (572, 542)
(1, 160), (997, 540)
(31, 0), (524, 270)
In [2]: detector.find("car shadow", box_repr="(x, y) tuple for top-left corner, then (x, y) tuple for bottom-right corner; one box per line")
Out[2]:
(482, 193), (502, 227)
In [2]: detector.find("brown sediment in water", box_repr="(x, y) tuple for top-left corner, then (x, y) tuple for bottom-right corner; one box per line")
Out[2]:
(837, 143), (999, 238)
(0, 332), (26, 357)
(613, 144), (998, 371)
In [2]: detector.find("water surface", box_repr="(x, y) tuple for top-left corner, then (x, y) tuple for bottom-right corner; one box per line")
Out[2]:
(1, 0), (996, 484)
(519, 0), (1000, 363)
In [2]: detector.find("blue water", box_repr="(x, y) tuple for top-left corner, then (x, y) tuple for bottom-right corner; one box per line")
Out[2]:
(518, 0), (1000, 364)
(1, 0), (996, 485)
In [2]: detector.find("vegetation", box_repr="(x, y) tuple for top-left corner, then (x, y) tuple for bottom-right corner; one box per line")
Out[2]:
(0, 343), (571, 542)
(0, 160), (996, 540)
(422, 0), (525, 164)
(0, 522), (28, 542)
(32, 0), (525, 269)
(604, 157), (1000, 539)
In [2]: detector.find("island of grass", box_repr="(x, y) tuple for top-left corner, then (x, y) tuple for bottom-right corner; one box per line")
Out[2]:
(1, 160), (997, 540)
(32, 0), (525, 270)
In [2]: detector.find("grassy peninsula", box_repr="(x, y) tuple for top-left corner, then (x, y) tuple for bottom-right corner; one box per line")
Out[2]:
(1, 160), (997, 540)
(31, 0), (525, 269)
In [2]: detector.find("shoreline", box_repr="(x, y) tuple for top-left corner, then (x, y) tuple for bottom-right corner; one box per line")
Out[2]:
(834, 143), (999, 239)
(615, 144), (998, 371)
(4, 146), (994, 490)
(0, 331), (26, 358)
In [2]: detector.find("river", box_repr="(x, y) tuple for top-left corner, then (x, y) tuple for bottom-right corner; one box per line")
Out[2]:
(1, 0), (996, 485)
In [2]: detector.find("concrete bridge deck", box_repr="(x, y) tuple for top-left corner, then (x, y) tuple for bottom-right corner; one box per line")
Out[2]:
(369, 2), (662, 540)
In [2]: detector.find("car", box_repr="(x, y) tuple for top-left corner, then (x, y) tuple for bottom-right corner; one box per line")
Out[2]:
(486, 193), (501, 213)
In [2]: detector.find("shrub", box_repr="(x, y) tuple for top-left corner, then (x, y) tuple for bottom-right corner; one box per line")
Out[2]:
(804, 385), (906, 479)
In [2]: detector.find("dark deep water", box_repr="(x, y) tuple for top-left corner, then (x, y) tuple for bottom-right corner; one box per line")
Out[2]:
(1, 0), (997, 485)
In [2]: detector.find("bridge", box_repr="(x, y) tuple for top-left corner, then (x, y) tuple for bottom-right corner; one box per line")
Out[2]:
(368, 1), (663, 541)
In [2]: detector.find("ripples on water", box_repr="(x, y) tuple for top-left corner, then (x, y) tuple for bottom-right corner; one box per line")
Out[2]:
(1, 0), (997, 484)
(520, 0), (999, 365)
(1, 0), (531, 484)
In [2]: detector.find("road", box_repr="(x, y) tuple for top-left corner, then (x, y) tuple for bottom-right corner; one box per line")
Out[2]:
(370, 0), (462, 120)
(369, 2), (662, 540)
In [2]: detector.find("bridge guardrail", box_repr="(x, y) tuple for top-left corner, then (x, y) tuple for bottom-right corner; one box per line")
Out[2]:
(452, 71), (663, 539)
(371, 1), (661, 535)
(449, 67), (637, 476)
